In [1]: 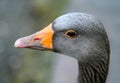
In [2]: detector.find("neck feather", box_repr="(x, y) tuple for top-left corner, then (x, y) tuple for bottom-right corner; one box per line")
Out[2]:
(78, 56), (109, 83)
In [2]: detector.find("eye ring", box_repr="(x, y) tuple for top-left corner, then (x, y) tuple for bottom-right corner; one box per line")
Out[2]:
(65, 30), (78, 38)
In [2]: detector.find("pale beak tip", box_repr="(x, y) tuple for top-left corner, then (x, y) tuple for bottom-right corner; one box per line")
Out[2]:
(14, 39), (24, 48)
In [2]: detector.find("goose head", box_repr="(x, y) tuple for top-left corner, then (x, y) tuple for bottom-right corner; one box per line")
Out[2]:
(14, 13), (110, 63)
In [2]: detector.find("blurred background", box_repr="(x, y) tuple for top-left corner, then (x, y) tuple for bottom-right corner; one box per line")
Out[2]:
(0, 0), (120, 83)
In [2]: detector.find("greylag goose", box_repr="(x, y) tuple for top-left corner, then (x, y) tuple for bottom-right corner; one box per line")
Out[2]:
(14, 13), (110, 83)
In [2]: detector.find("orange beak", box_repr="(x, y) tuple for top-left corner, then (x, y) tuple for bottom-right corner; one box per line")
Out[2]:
(14, 24), (54, 50)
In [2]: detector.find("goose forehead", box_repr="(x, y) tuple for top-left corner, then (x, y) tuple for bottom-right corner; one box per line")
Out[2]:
(52, 20), (79, 31)
(52, 13), (99, 31)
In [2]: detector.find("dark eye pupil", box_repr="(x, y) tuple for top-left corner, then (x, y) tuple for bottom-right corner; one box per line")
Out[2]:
(67, 32), (76, 37)
(65, 30), (77, 38)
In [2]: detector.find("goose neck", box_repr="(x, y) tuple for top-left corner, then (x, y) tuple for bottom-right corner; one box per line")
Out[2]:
(77, 57), (109, 83)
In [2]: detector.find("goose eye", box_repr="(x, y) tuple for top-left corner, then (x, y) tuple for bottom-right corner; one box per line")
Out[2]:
(65, 30), (78, 38)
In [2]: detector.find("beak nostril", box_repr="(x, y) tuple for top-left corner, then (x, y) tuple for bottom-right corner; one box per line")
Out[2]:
(33, 38), (41, 41)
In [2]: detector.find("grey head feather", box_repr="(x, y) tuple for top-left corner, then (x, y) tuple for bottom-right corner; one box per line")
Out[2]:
(52, 13), (110, 63)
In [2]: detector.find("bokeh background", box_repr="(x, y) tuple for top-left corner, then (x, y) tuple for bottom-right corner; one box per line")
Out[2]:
(0, 0), (120, 83)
